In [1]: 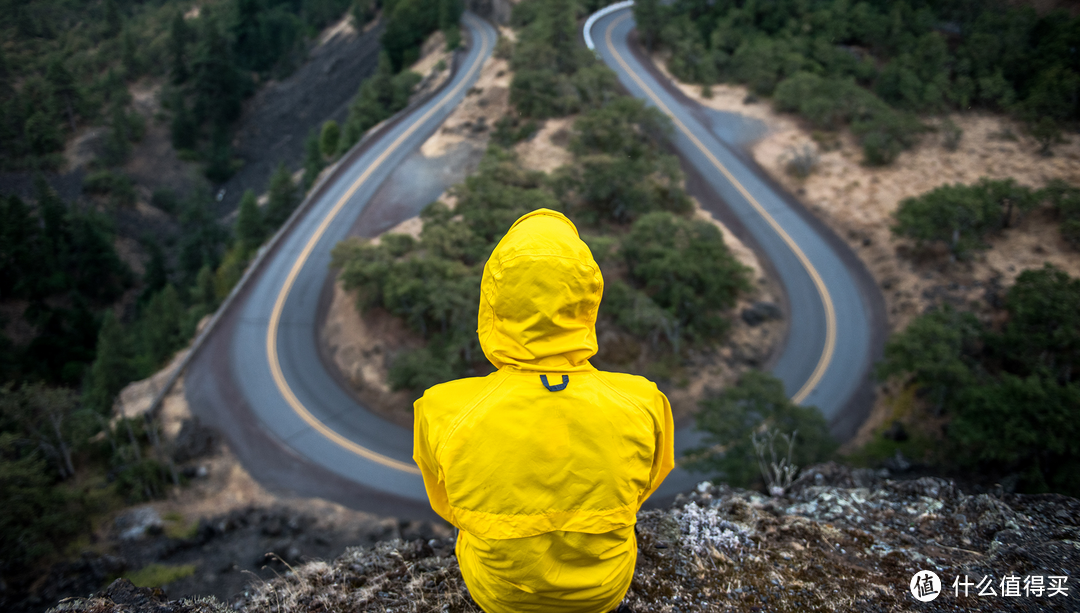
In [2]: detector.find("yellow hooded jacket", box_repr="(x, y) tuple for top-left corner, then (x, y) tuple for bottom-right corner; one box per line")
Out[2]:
(413, 209), (675, 613)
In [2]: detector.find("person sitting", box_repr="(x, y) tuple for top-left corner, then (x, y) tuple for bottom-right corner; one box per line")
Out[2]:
(413, 208), (674, 613)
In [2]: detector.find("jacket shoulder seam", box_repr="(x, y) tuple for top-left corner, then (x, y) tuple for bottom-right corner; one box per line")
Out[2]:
(593, 373), (656, 424)
(434, 372), (511, 463)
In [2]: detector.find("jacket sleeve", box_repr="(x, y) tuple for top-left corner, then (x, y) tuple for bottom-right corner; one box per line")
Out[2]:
(637, 389), (675, 507)
(413, 395), (455, 525)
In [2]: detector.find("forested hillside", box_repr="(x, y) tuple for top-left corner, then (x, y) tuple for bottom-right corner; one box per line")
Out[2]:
(636, 0), (1080, 163)
(0, 0), (461, 601)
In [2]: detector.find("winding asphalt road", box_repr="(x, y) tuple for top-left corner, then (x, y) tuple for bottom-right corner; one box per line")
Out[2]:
(184, 7), (884, 516)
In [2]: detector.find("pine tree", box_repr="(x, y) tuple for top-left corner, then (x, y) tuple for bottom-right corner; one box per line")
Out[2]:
(320, 120), (340, 159)
(121, 26), (139, 79)
(193, 264), (216, 310)
(138, 285), (182, 370)
(232, 0), (266, 72)
(267, 162), (299, 227)
(140, 239), (168, 302)
(35, 176), (68, 295)
(0, 195), (40, 298)
(633, 0), (663, 51)
(103, 0), (122, 38)
(191, 11), (245, 128)
(169, 92), (197, 150)
(102, 104), (131, 167)
(302, 129), (324, 191)
(85, 310), (131, 415)
(45, 59), (79, 132)
(235, 189), (264, 255)
(204, 124), (234, 183)
(439, 0), (462, 50)
(169, 10), (190, 85)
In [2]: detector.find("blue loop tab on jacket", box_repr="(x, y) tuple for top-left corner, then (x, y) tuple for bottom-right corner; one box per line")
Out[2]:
(540, 374), (569, 392)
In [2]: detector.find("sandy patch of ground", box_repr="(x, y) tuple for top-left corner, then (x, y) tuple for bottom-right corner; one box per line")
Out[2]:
(419, 48), (510, 158)
(317, 11), (358, 46)
(407, 31), (455, 103)
(515, 115), (575, 173)
(647, 54), (1080, 446)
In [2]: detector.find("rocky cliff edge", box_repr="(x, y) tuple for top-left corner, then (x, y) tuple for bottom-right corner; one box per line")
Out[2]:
(48, 463), (1079, 612)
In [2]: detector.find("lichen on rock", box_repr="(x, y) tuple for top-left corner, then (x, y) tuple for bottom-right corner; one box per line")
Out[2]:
(49, 463), (1080, 612)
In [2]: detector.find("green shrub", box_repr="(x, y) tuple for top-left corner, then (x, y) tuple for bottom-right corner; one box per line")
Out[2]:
(892, 179), (1038, 258)
(558, 98), (691, 224)
(875, 305), (983, 412)
(320, 120), (341, 159)
(877, 265), (1080, 495)
(621, 212), (751, 347)
(83, 170), (136, 208)
(491, 115), (538, 147)
(684, 370), (836, 487)
(508, 0), (618, 118)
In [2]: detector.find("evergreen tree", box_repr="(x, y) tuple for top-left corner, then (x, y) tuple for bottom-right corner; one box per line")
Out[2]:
(232, 0), (265, 71)
(213, 247), (246, 301)
(0, 432), (85, 575)
(169, 10), (191, 85)
(121, 26), (140, 79)
(235, 189), (264, 255)
(0, 195), (40, 298)
(439, 0), (462, 50)
(267, 162), (299, 226)
(140, 238), (169, 303)
(65, 208), (132, 303)
(103, 0), (122, 38)
(191, 11), (246, 129)
(633, 0), (664, 51)
(0, 47), (13, 100)
(169, 92), (197, 151)
(137, 285), (182, 371)
(35, 177), (68, 296)
(303, 129), (324, 191)
(320, 120), (340, 159)
(102, 104), (132, 167)
(193, 264), (216, 310)
(178, 191), (228, 281)
(45, 59), (79, 132)
(84, 310), (131, 415)
(24, 111), (61, 156)
(204, 124), (234, 183)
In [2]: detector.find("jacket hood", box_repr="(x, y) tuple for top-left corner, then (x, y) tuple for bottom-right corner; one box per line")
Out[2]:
(478, 209), (603, 371)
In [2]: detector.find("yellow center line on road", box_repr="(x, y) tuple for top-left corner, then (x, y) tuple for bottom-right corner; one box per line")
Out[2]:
(265, 17), (493, 474)
(604, 12), (835, 404)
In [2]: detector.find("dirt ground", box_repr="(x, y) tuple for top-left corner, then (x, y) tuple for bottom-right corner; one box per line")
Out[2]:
(647, 54), (1080, 447)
